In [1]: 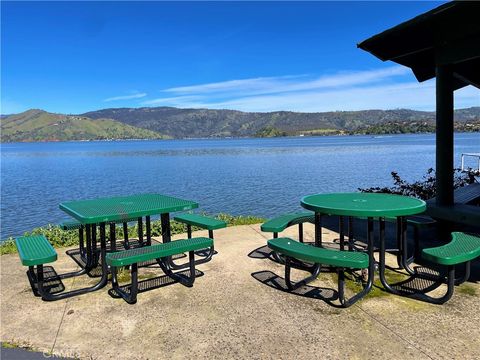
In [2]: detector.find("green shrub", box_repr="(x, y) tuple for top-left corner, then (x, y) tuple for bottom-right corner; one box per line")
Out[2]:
(359, 168), (477, 200)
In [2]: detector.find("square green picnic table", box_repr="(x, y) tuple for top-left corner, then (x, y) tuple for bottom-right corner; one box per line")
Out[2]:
(59, 193), (199, 289)
(60, 193), (198, 224)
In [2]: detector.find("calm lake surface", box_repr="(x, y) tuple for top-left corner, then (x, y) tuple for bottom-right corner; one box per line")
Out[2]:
(1, 133), (479, 239)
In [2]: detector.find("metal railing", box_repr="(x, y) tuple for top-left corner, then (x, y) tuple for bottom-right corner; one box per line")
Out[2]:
(461, 153), (480, 173)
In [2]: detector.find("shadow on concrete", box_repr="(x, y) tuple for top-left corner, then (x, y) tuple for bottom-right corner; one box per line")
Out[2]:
(28, 265), (65, 297)
(109, 269), (204, 298)
(251, 270), (343, 308)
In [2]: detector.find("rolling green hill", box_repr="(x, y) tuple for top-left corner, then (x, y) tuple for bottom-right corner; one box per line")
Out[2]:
(82, 106), (480, 138)
(0, 109), (166, 142)
(2, 107), (479, 142)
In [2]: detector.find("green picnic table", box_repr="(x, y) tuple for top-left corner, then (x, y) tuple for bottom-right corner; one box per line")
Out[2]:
(57, 193), (199, 296)
(301, 192), (426, 293)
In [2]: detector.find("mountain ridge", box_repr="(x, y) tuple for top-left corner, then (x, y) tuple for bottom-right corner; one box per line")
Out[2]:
(82, 106), (480, 138)
(1, 106), (479, 142)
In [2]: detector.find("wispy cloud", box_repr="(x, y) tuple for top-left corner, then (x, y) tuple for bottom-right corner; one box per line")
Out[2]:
(104, 92), (147, 102)
(142, 95), (204, 106)
(140, 67), (479, 112)
(164, 67), (409, 97)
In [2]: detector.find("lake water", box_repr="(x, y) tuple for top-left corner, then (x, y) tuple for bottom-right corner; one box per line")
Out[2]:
(1, 133), (479, 239)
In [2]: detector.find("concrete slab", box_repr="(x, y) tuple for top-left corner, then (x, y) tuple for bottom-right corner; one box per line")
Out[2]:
(1, 224), (479, 359)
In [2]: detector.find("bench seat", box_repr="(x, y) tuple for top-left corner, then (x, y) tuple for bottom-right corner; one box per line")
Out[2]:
(174, 214), (227, 230)
(16, 234), (110, 301)
(380, 232), (480, 304)
(107, 237), (214, 304)
(261, 212), (314, 233)
(268, 237), (369, 269)
(386, 214), (436, 228)
(59, 220), (83, 231)
(59, 216), (140, 230)
(422, 232), (480, 266)
(15, 235), (57, 266)
(266, 237), (373, 308)
(106, 237), (213, 267)
(171, 214), (225, 269)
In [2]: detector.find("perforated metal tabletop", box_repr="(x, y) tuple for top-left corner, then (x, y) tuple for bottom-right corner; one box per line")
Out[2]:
(60, 193), (198, 224)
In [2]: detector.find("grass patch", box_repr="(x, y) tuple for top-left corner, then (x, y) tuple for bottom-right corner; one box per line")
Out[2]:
(457, 283), (478, 296)
(0, 240), (17, 255)
(114, 268), (159, 283)
(1, 341), (34, 351)
(115, 268), (131, 283)
(0, 213), (265, 255)
(343, 268), (412, 300)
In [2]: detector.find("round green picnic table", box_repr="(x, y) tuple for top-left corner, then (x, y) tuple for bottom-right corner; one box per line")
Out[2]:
(300, 192), (426, 293)
(301, 192), (426, 218)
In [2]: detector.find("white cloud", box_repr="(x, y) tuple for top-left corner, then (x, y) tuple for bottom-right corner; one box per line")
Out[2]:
(164, 67), (410, 97)
(141, 67), (479, 112)
(104, 92), (147, 102)
(142, 95), (203, 106)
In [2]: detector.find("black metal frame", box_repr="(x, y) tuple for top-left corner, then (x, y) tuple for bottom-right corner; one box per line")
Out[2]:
(28, 223), (109, 301)
(32, 208), (188, 301)
(166, 216), (216, 270)
(110, 251), (197, 304)
(277, 214), (375, 308)
(378, 217), (471, 304)
(281, 241), (374, 308)
(32, 210), (202, 301)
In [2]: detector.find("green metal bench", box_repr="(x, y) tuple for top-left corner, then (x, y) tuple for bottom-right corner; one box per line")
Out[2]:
(173, 214), (226, 268)
(261, 212), (316, 264)
(174, 214), (227, 239)
(16, 235), (107, 301)
(261, 212), (315, 242)
(106, 237), (213, 304)
(380, 232), (480, 304)
(267, 237), (373, 308)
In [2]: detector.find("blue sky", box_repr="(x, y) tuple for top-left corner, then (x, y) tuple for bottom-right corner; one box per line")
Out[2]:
(1, 1), (478, 114)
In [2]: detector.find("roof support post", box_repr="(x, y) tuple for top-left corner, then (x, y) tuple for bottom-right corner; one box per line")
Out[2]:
(435, 64), (454, 207)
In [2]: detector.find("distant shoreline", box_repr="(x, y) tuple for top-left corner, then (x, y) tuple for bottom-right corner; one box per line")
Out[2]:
(1, 129), (479, 144)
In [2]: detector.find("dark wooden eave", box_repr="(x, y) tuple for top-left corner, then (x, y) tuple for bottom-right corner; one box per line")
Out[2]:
(358, 1), (480, 90)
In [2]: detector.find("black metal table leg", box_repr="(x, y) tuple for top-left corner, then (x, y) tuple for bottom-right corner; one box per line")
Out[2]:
(396, 217), (405, 268)
(347, 216), (354, 251)
(137, 217), (144, 246)
(339, 216), (345, 251)
(91, 224), (98, 266)
(315, 213), (322, 247)
(78, 225), (85, 258)
(110, 223), (116, 252)
(123, 222), (130, 249)
(85, 223), (93, 269)
(160, 213), (179, 269)
(146, 216), (152, 246)
(399, 216), (416, 275)
(298, 223), (304, 243)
